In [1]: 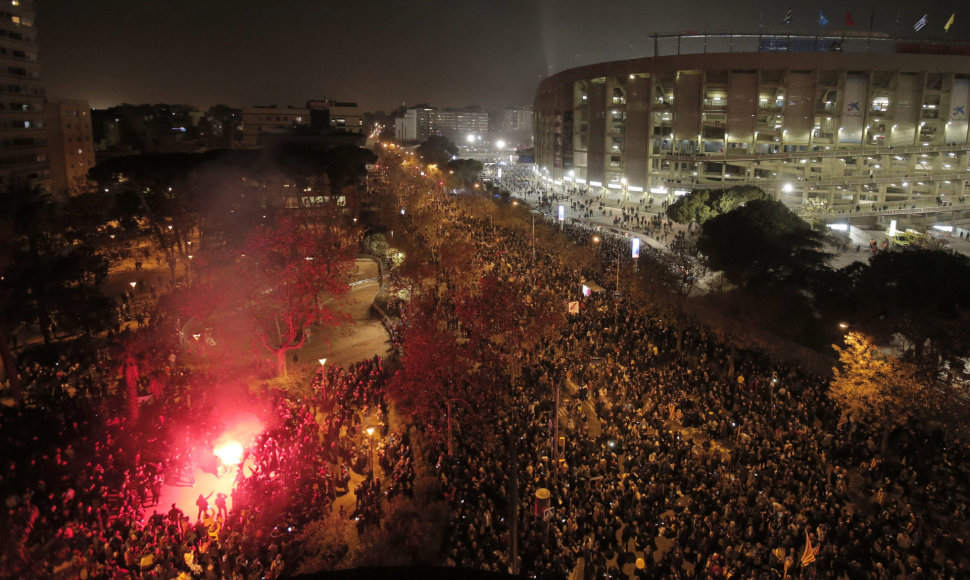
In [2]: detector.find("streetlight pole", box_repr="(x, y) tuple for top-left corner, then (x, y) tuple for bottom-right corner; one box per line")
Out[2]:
(531, 212), (536, 264)
(365, 427), (376, 476)
(553, 377), (561, 481)
(614, 246), (621, 327)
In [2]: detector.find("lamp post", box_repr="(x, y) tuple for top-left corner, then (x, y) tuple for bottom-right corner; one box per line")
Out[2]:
(365, 427), (376, 476)
(532, 211), (536, 264)
(318, 358), (327, 396)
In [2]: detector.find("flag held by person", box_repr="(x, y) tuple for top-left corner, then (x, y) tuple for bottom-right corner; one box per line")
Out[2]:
(846, 11), (855, 26)
(783, 8), (792, 25)
(945, 13), (955, 32)
(818, 10), (828, 26)
(914, 13), (928, 31)
(801, 530), (819, 567)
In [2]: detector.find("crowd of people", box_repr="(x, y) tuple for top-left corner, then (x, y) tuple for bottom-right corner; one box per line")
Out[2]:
(429, 189), (970, 579)
(3, 160), (970, 580)
(0, 337), (409, 578)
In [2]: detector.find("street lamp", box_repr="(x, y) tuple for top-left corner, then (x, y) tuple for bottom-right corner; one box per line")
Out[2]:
(365, 427), (376, 475)
(318, 358), (327, 393)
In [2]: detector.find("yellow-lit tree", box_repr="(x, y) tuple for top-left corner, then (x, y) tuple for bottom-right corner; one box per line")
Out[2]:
(830, 332), (928, 450)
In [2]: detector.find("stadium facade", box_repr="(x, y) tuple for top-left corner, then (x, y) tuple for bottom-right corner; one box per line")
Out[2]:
(534, 34), (970, 209)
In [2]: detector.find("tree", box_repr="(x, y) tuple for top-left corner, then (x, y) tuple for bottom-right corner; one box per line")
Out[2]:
(0, 186), (112, 343)
(829, 332), (927, 450)
(667, 185), (771, 225)
(247, 215), (359, 376)
(444, 158), (483, 191)
(89, 153), (204, 281)
(185, 211), (359, 377)
(847, 248), (970, 382)
(386, 297), (480, 454)
(415, 136), (458, 167)
(324, 145), (378, 191)
(0, 183), (115, 401)
(667, 189), (712, 224)
(696, 199), (829, 288)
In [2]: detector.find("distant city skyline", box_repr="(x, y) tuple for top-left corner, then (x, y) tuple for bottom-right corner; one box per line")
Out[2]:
(38, 0), (961, 113)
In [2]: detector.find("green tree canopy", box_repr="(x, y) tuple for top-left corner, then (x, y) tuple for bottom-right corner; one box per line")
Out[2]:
(667, 185), (772, 224)
(0, 183), (115, 401)
(847, 248), (970, 377)
(415, 136), (458, 167)
(444, 158), (483, 190)
(696, 199), (829, 288)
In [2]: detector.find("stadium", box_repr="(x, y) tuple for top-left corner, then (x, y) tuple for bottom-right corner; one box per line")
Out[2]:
(534, 33), (970, 213)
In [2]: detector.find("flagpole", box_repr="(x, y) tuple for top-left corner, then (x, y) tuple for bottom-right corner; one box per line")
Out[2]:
(867, 10), (874, 52)
(815, 1), (820, 50)
(759, 2), (764, 39)
(894, 3), (900, 39)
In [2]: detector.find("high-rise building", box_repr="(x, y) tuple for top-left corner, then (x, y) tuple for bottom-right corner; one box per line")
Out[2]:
(394, 107), (489, 144)
(0, 0), (48, 191)
(395, 108), (435, 142)
(44, 99), (95, 196)
(434, 109), (489, 144)
(496, 105), (534, 147)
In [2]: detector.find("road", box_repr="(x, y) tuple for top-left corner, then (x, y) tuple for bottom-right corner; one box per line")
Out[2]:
(294, 257), (392, 371)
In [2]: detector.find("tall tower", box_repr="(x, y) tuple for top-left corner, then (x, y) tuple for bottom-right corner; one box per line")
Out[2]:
(0, 0), (48, 191)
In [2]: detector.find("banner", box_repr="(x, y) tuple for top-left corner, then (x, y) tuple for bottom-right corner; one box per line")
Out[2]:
(946, 78), (969, 144)
(840, 73), (866, 144)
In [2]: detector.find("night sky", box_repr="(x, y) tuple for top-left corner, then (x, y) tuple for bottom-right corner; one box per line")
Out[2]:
(39, 0), (958, 113)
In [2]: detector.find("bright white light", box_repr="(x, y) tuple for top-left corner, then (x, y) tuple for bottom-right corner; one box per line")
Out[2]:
(466, 134), (476, 143)
(496, 140), (506, 150)
(214, 441), (243, 466)
(783, 183), (794, 193)
(827, 223), (849, 231)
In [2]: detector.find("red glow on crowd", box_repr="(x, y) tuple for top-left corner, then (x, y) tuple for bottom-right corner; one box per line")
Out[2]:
(152, 413), (265, 524)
